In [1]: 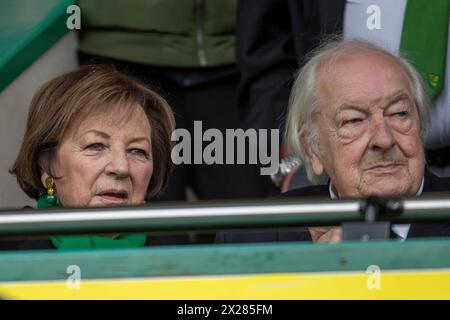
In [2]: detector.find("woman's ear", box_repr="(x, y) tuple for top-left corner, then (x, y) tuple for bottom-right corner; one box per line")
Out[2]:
(41, 172), (50, 188)
(38, 151), (55, 188)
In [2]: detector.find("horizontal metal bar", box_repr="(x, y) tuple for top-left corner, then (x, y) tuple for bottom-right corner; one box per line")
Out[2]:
(0, 199), (359, 236)
(0, 197), (449, 236)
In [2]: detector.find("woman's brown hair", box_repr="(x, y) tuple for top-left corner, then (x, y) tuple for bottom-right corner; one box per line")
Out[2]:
(10, 64), (175, 200)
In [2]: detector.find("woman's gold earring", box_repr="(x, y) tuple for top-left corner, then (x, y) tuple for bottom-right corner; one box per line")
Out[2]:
(44, 177), (57, 205)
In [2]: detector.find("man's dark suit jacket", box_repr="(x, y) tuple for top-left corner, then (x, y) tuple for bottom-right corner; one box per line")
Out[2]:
(216, 169), (450, 244)
(237, 0), (345, 132)
(238, 0), (450, 168)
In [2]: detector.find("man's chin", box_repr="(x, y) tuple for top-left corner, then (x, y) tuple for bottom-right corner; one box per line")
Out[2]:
(364, 189), (408, 198)
(360, 181), (411, 198)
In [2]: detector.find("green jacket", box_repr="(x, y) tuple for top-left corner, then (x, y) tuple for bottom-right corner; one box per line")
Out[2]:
(78, 0), (236, 67)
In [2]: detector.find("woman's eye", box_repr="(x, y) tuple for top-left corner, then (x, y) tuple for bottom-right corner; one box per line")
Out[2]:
(85, 143), (106, 151)
(129, 148), (149, 158)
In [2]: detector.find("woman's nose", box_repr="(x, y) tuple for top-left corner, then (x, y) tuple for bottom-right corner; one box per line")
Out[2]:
(105, 149), (130, 179)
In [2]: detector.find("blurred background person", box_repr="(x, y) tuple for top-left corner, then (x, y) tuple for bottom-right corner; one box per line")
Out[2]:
(237, 0), (450, 192)
(77, 0), (277, 201)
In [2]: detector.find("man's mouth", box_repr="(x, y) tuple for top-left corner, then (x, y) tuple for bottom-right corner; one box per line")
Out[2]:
(366, 163), (404, 174)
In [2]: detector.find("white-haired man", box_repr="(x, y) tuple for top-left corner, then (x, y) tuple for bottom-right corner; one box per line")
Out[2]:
(217, 39), (450, 244)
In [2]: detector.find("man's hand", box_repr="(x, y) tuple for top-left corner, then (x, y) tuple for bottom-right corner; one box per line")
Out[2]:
(280, 166), (300, 192)
(309, 227), (342, 243)
(279, 142), (301, 192)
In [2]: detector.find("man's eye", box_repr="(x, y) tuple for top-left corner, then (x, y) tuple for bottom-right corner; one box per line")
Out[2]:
(342, 118), (362, 126)
(129, 148), (149, 158)
(394, 111), (409, 117)
(85, 143), (106, 151)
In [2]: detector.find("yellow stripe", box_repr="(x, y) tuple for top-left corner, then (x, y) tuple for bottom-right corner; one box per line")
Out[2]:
(1, 270), (449, 299)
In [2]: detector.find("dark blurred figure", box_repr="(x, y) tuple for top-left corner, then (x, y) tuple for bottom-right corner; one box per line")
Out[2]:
(78, 0), (277, 202)
(237, 0), (450, 191)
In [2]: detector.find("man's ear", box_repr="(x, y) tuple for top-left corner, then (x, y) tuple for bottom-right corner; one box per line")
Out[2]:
(307, 146), (324, 176)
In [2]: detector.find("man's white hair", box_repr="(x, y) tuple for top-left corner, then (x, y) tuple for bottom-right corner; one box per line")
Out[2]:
(285, 38), (431, 184)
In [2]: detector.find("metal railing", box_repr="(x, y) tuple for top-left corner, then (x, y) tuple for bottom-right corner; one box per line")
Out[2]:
(0, 196), (450, 236)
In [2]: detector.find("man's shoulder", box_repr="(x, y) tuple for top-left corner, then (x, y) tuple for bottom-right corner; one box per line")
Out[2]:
(280, 168), (450, 197)
(215, 184), (325, 244)
(278, 184), (329, 198)
(424, 168), (450, 193)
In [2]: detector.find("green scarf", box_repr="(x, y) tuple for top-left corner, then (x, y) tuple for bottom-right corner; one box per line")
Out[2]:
(37, 195), (147, 251)
(400, 0), (450, 98)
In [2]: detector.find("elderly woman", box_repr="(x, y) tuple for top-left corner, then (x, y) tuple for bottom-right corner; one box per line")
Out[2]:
(7, 64), (175, 250)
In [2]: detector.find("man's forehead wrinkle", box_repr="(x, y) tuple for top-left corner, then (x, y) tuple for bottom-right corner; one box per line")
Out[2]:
(335, 90), (411, 113)
(315, 49), (417, 133)
(334, 105), (368, 119)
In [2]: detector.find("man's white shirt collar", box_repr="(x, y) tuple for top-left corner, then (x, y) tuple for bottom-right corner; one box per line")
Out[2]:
(328, 176), (425, 240)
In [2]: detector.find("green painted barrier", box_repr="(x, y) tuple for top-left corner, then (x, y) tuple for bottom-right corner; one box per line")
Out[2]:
(0, 200), (449, 299)
(1, 239), (450, 299)
(1, 239), (450, 282)
(0, 0), (75, 91)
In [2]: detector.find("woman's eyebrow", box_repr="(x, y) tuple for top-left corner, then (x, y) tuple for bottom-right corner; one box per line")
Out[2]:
(128, 137), (151, 144)
(77, 129), (110, 139)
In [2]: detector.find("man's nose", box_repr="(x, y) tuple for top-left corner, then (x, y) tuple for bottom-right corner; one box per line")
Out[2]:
(105, 149), (130, 179)
(369, 117), (395, 150)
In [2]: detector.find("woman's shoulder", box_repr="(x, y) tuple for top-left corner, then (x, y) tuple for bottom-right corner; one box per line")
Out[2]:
(0, 206), (56, 251)
(0, 239), (55, 251)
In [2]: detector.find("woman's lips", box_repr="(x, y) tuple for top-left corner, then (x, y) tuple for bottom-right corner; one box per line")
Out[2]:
(97, 192), (128, 203)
